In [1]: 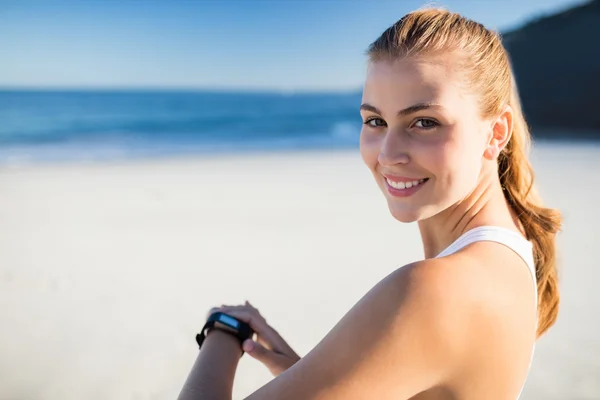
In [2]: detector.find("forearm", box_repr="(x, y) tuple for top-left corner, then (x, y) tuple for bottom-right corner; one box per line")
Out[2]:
(178, 329), (243, 400)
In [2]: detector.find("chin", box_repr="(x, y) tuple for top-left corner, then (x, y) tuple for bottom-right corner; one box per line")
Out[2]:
(387, 204), (423, 223)
(387, 199), (443, 223)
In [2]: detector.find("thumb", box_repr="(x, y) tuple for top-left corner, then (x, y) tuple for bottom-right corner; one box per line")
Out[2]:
(243, 339), (288, 374)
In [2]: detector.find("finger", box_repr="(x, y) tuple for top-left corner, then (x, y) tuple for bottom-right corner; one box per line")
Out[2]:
(208, 308), (294, 356)
(218, 301), (263, 315)
(209, 307), (266, 335)
(219, 305), (265, 320)
(242, 339), (290, 376)
(218, 305), (254, 312)
(207, 305), (256, 320)
(238, 309), (295, 355)
(206, 308), (270, 347)
(245, 300), (260, 312)
(217, 305), (267, 325)
(224, 310), (287, 351)
(209, 305), (298, 358)
(206, 307), (221, 318)
(238, 304), (296, 354)
(207, 305), (247, 315)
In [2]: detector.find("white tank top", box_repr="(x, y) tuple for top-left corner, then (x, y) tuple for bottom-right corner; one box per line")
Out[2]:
(435, 226), (537, 399)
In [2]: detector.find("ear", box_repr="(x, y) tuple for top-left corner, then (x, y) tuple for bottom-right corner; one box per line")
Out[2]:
(484, 105), (513, 160)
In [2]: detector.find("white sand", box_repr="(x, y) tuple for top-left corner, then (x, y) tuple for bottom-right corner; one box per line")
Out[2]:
(0, 143), (598, 400)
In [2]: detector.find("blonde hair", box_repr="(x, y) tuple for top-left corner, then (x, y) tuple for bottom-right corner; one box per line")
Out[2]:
(367, 8), (562, 336)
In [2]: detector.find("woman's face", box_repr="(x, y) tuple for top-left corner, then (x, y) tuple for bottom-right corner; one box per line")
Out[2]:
(359, 57), (492, 223)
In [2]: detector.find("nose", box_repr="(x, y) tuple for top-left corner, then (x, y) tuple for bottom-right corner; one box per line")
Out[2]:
(377, 130), (410, 167)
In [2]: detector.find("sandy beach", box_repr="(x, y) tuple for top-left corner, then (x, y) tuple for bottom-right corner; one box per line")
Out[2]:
(1, 143), (599, 400)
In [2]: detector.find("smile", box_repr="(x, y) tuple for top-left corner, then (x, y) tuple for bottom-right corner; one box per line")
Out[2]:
(384, 177), (429, 198)
(385, 178), (427, 190)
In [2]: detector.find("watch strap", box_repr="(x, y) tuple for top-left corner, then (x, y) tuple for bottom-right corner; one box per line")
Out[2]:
(195, 312), (253, 351)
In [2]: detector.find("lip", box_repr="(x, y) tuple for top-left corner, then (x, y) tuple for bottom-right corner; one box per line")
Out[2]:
(384, 177), (429, 198)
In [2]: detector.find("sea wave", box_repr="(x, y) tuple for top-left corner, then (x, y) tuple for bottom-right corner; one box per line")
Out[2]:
(0, 90), (363, 164)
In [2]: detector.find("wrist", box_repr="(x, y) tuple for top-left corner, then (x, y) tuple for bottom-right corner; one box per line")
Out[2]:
(179, 328), (241, 400)
(196, 311), (254, 353)
(203, 328), (244, 358)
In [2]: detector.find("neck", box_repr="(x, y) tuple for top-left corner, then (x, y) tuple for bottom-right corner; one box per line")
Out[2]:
(418, 167), (518, 259)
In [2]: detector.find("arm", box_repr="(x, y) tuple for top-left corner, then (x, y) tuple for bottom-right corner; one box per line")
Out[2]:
(179, 258), (476, 400)
(178, 329), (242, 400)
(245, 259), (474, 400)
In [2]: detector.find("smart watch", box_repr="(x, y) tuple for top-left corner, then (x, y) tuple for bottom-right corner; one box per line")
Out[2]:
(196, 311), (254, 351)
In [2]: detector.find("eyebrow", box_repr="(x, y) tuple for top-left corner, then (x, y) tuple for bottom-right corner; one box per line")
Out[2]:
(359, 102), (444, 117)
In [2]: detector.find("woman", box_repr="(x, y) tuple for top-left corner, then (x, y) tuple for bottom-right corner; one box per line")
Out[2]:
(179, 8), (561, 400)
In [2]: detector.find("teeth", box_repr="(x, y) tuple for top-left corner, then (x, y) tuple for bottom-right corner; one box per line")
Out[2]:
(386, 178), (426, 190)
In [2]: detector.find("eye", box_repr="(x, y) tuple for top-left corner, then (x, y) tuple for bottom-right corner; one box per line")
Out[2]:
(413, 118), (439, 129)
(364, 117), (387, 128)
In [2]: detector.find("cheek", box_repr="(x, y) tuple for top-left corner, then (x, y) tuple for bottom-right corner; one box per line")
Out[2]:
(439, 130), (484, 193)
(359, 130), (380, 172)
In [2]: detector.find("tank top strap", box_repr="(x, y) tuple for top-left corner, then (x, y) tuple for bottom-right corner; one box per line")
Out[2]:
(435, 226), (537, 294)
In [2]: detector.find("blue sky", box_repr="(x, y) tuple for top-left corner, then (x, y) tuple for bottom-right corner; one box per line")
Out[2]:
(0, 0), (587, 91)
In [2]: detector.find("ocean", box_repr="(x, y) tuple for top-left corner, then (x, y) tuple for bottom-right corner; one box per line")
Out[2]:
(0, 90), (363, 164)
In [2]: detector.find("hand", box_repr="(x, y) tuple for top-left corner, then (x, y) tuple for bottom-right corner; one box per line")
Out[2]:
(208, 301), (300, 376)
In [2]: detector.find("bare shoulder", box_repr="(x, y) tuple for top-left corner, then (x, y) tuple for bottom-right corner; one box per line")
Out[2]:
(404, 241), (537, 318)
(431, 241), (539, 394)
(246, 253), (534, 400)
(383, 253), (529, 354)
(439, 240), (538, 331)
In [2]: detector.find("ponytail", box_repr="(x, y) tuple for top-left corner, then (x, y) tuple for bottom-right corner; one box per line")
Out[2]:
(499, 76), (562, 336)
